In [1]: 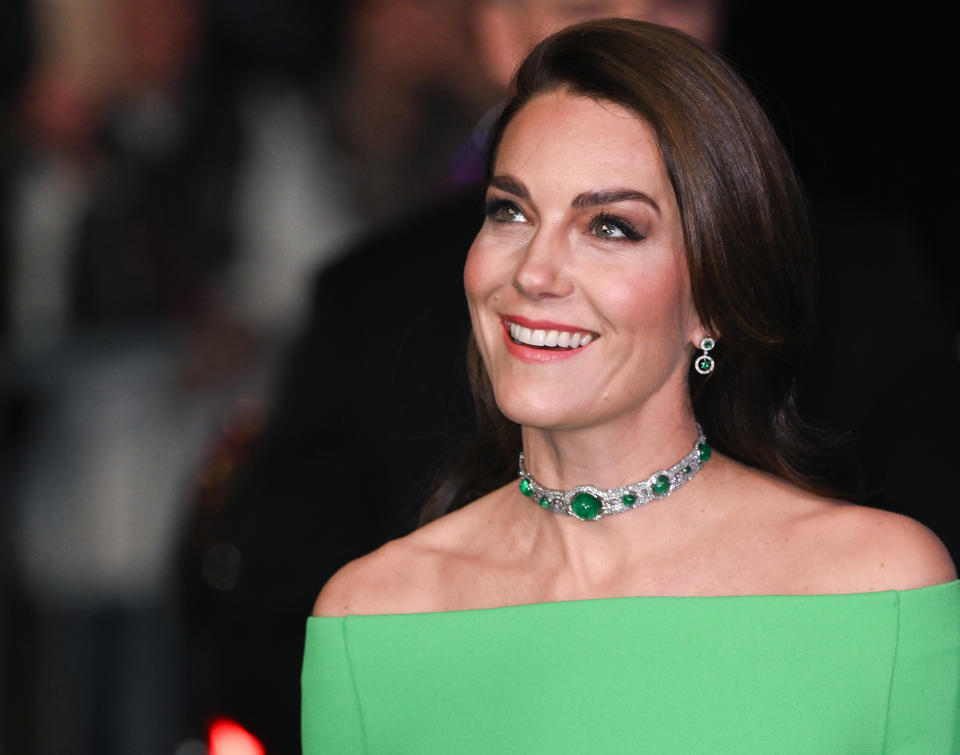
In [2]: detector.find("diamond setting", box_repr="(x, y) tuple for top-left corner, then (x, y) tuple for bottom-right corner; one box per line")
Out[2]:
(517, 426), (710, 521)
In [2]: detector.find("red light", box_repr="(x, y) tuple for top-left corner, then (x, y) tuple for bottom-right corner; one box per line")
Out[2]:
(209, 719), (265, 755)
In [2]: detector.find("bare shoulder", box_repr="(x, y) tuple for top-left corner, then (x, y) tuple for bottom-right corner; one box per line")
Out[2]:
(796, 501), (957, 593)
(312, 534), (440, 617)
(716, 458), (956, 594)
(312, 497), (498, 617)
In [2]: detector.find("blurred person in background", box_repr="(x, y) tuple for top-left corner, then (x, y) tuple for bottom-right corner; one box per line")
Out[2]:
(3, 2), (248, 752)
(1, 0), (368, 753)
(330, 0), (497, 226)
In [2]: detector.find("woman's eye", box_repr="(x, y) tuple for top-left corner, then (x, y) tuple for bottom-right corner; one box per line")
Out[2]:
(485, 199), (527, 224)
(595, 220), (625, 238)
(589, 214), (643, 241)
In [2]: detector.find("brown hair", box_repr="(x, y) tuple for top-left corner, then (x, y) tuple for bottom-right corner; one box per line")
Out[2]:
(421, 19), (854, 524)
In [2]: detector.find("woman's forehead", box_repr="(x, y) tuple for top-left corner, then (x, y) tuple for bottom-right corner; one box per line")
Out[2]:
(493, 91), (674, 204)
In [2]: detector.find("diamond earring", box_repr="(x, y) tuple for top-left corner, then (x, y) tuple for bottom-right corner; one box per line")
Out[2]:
(694, 337), (716, 375)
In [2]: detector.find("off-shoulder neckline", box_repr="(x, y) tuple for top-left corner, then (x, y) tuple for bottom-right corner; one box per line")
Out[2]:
(308, 578), (960, 621)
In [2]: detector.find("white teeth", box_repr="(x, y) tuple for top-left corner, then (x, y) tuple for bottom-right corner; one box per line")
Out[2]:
(507, 321), (595, 349)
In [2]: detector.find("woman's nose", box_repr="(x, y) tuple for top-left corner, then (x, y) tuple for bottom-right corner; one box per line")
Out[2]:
(512, 226), (574, 300)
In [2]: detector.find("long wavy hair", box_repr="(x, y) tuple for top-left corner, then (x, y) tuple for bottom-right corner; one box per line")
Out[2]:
(421, 19), (856, 524)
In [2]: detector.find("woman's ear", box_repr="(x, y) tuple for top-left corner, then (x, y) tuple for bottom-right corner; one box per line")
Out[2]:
(687, 310), (717, 350)
(691, 327), (715, 348)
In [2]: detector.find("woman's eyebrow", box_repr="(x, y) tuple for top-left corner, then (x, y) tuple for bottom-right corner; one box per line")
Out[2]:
(488, 174), (529, 199)
(572, 189), (661, 215)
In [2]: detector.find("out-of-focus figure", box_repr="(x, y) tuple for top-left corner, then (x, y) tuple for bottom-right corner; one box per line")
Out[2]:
(2, 1), (356, 753)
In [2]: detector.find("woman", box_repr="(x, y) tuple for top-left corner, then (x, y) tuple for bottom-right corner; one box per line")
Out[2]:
(303, 19), (959, 753)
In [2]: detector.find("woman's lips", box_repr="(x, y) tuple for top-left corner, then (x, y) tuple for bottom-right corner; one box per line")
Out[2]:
(500, 316), (599, 361)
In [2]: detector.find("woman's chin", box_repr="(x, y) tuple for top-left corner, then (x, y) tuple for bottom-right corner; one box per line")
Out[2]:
(494, 392), (596, 432)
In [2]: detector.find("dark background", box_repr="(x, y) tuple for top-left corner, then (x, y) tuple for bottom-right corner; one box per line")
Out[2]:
(1, 2), (956, 754)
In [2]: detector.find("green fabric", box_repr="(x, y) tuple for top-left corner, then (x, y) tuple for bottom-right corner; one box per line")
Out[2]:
(302, 580), (960, 753)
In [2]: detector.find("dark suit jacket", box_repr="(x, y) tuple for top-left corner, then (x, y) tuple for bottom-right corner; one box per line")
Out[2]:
(180, 186), (484, 753)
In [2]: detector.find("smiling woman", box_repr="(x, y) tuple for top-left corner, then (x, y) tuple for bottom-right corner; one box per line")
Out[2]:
(465, 92), (699, 436)
(303, 19), (959, 754)
(453, 18), (833, 511)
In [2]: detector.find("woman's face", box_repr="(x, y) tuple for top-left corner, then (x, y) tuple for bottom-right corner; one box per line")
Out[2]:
(464, 90), (704, 432)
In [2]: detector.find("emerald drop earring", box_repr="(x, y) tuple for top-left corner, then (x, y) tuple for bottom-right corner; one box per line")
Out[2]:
(694, 337), (716, 375)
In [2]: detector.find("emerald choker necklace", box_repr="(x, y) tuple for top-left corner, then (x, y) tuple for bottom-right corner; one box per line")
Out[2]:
(518, 427), (711, 521)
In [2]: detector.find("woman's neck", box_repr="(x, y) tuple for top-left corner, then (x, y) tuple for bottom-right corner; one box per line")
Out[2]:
(520, 408), (701, 492)
(499, 409), (716, 588)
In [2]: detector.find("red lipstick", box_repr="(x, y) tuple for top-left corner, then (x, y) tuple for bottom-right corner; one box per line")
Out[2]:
(503, 314), (596, 333)
(500, 316), (598, 363)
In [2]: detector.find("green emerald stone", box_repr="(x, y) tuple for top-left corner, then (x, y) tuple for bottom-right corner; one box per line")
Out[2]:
(519, 478), (534, 497)
(571, 492), (602, 520)
(697, 358), (712, 371)
(651, 474), (670, 496)
(621, 493), (637, 507)
(539, 496), (551, 509)
(698, 443), (712, 462)
(683, 465), (692, 475)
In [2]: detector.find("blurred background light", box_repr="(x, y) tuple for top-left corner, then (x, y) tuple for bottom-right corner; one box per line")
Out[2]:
(208, 718), (265, 755)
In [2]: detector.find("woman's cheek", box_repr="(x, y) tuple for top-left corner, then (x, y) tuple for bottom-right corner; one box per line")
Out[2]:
(463, 237), (504, 304)
(462, 243), (484, 302)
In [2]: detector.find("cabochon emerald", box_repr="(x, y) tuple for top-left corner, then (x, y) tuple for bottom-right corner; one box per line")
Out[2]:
(651, 474), (670, 496)
(520, 478), (534, 497)
(698, 443), (712, 462)
(572, 492), (602, 520)
(539, 497), (551, 508)
(622, 493), (637, 507)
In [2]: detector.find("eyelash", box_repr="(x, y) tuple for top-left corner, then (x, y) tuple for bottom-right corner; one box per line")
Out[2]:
(484, 198), (525, 223)
(589, 213), (643, 242)
(483, 197), (644, 243)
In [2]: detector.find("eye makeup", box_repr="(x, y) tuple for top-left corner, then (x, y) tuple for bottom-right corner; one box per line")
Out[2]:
(589, 212), (644, 242)
(483, 197), (526, 223)
(483, 189), (650, 243)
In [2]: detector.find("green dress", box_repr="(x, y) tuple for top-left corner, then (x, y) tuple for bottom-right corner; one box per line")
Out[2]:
(302, 580), (960, 753)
